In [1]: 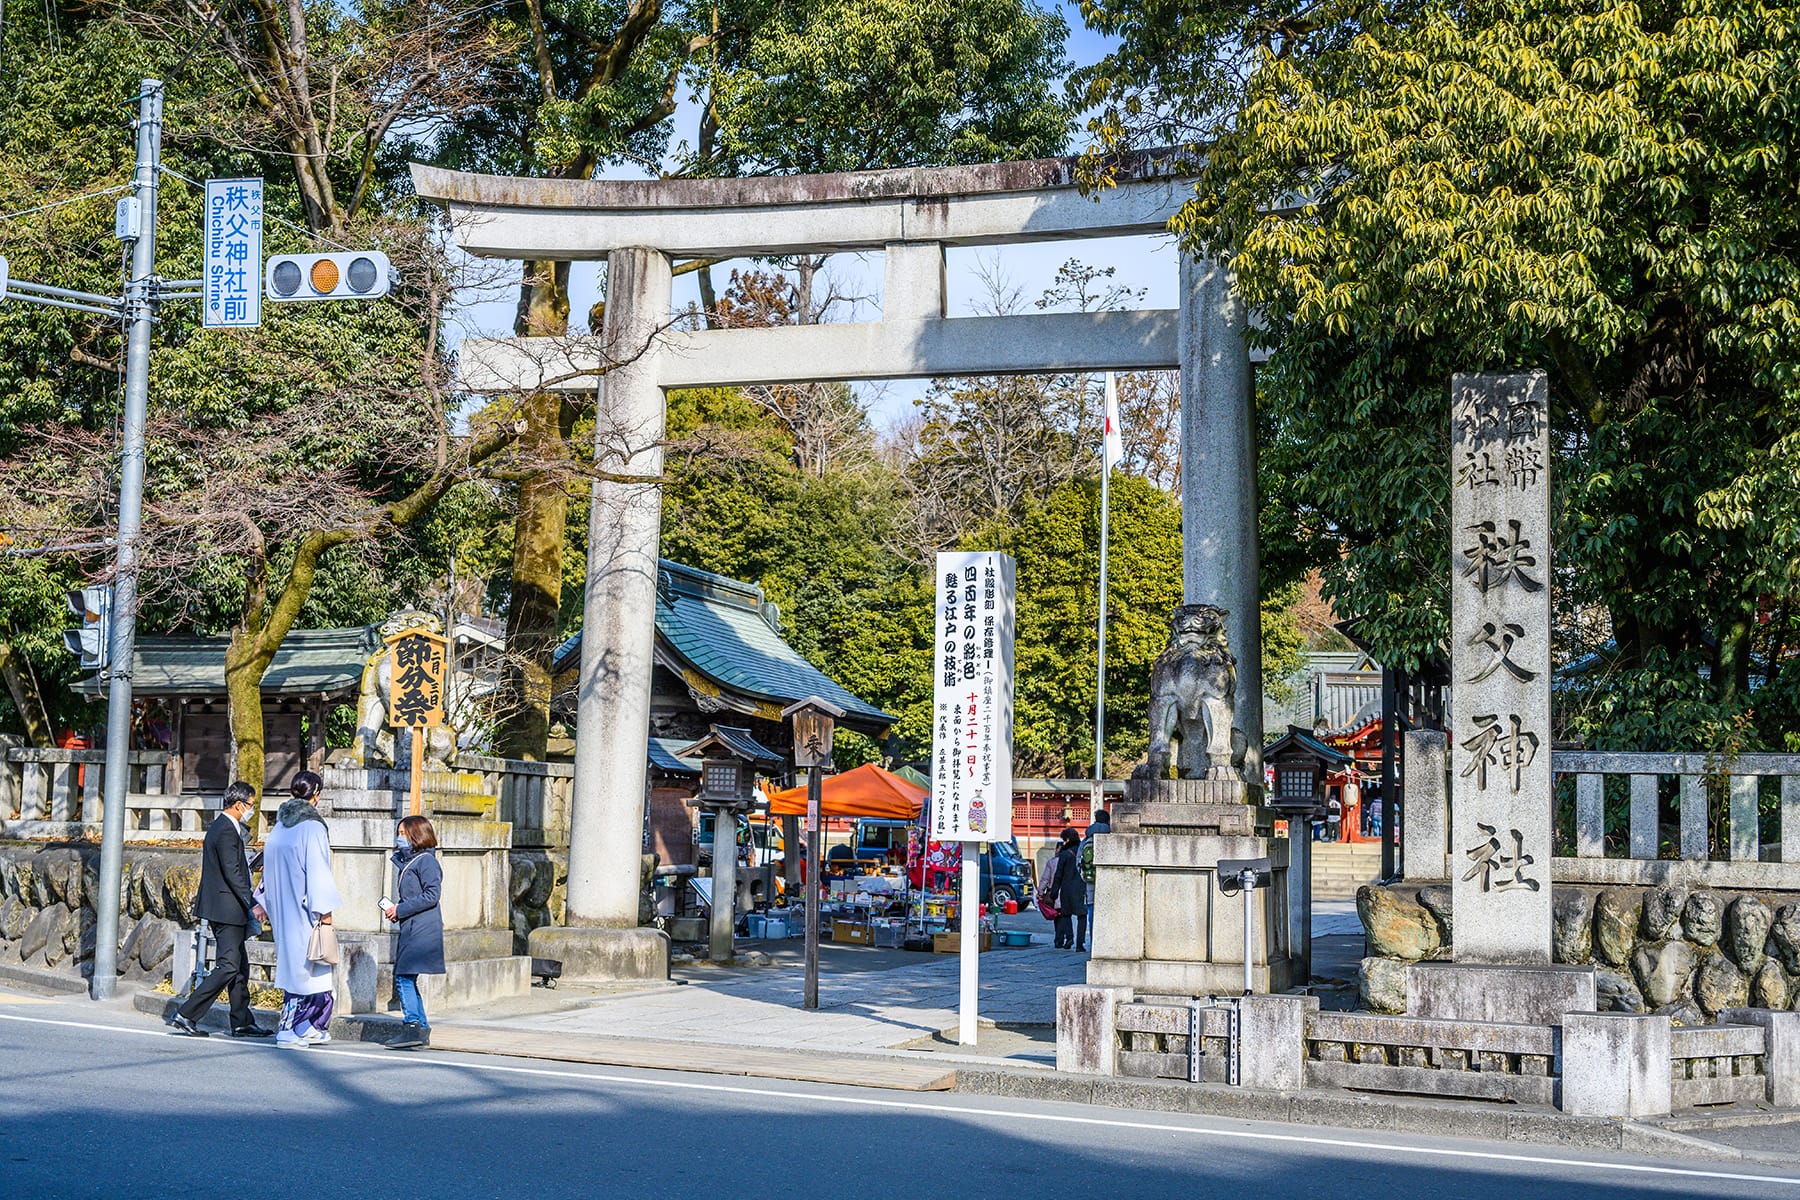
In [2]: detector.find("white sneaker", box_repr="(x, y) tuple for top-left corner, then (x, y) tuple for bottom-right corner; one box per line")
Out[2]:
(275, 1032), (311, 1048)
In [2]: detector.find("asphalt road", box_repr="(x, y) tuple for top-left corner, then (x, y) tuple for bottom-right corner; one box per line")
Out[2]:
(3, 993), (1798, 1200)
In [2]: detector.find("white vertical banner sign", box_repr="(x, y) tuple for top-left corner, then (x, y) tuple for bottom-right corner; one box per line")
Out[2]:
(203, 178), (263, 328)
(1449, 371), (1553, 964)
(929, 550), (1016, 1045)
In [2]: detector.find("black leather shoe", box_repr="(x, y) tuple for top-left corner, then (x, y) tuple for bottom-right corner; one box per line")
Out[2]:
(230, 1025), (273, 1038)
(166, 1014), (210, 1038)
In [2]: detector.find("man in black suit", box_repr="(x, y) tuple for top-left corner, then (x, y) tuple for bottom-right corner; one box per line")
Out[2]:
(169, 781), (269, 1038)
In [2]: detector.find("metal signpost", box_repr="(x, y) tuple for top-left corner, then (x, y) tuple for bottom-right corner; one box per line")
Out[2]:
(929, 551), (1016, 1046)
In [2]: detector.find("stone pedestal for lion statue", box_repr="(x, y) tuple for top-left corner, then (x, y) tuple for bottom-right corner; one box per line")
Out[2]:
(305, 611), (533, 1018)
(1083, 603), (1298, 998)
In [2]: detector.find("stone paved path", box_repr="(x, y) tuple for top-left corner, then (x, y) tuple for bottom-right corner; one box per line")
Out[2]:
(444, 903), (1366, 1059)
(493, 941), (1088, 1053)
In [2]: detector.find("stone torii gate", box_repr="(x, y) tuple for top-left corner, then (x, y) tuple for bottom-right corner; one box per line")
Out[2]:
(412, 154), (1263, 979)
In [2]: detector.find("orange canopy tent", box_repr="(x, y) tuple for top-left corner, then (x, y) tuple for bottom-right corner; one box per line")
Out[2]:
(765, 762), (926, 820)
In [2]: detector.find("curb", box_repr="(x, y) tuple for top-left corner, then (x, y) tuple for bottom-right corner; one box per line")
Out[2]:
(955, 1067), (1644, 1153)
(129, 990), (412, 1045)
(0, 962), (96, 996)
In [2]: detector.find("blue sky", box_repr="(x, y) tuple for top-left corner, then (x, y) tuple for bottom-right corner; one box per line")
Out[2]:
(447, 1), (1179, 428)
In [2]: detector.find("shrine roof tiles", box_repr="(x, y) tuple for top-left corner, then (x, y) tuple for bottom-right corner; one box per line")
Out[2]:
(553, 560), (894, 733)
(74, 627), (380, 698)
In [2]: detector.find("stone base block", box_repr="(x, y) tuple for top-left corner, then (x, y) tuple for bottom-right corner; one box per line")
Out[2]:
(1089, 831), (1293, 997)
(1561, 1012), (1672, 1117)
(528, 925), (669, 984)
(1087, 957), (1298, 997)
(1407, 962), (1596, 1025)
(1113, 800), (1265, 836)
(417, 955), (532, 1012)
(1239, 994), (1319, 1091)
(1123, 778), (1258, 807)
(1057, 985), (1130, 1076)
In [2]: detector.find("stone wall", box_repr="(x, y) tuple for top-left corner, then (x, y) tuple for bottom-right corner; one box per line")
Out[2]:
(0, 842), (201, 983)
(1357, 882), (1800, 1021)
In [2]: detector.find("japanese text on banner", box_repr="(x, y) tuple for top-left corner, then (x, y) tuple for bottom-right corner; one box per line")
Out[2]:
(929, 551), (1015, 844)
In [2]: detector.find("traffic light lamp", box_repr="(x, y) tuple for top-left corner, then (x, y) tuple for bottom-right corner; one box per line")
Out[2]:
(264, 251), (391, 302)
(64, 586), (111, 671)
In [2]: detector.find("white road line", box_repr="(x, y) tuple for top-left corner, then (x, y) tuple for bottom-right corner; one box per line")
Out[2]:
(3, 1009), (1798, 1187)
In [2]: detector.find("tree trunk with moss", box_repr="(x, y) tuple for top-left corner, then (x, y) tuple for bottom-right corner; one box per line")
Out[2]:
(499, 389), (575, 759)
(497, 262), (575, 760)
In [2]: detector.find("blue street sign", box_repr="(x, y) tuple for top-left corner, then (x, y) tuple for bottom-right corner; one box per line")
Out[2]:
(203, 178), (263, 328)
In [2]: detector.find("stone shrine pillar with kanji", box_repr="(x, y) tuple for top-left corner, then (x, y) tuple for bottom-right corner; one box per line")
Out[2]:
(1408, 371), (1594, 1023)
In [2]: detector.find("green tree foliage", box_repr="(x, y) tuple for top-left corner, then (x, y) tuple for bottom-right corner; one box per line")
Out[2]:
(1081, 0), (1800, 750)
(697, 0), (1071, 174)
(0, 10), (510, 788)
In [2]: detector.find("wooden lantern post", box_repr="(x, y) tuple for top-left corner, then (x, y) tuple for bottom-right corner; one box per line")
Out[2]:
(783, 696), (844, 1011)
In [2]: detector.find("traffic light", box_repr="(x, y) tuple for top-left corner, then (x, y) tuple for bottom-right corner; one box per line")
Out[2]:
(264, 251), (391, 302)
(64, 586), (111, 671)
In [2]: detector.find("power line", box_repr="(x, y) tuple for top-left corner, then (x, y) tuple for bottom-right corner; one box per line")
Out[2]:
(0, 182), (132, 225)
(155, 163), (364, 255)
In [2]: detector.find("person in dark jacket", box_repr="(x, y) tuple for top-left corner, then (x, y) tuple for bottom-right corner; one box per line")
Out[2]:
(1050, 828), (1082, 949)
(169, 781), (269, 1038)
(384, 814), (444, 1049)
(1076, 810), (1111, 953)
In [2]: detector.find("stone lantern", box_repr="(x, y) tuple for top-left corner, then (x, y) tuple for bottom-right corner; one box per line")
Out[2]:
(1262, 724), (1354, 980)
(682, 725), (783, 963)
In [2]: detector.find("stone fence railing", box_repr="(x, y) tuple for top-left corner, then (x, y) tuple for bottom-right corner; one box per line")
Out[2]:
(0, 747), (186, 837)
(1060, 988), (1800, 1117)
(1553, 751), (1800, 890)
(0, 749), (544, 841)
(461, 754), (573, 846)
(1404, 737), (1800, 891)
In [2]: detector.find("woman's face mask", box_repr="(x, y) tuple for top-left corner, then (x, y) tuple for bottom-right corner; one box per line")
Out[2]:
(395, 834), (411, 851)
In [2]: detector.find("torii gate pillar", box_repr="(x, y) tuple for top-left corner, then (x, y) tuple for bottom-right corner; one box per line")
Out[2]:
(1179, 252), (1262, 773)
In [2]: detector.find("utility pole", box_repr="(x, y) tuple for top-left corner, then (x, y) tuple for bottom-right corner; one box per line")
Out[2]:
(90, 79), (163, 1000)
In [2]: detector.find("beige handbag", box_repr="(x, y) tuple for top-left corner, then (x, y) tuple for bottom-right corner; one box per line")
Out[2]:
(307, 919), (341, 966)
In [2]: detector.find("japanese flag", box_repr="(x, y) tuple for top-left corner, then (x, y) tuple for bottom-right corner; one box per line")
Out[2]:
(1102, 372), (1124, 470)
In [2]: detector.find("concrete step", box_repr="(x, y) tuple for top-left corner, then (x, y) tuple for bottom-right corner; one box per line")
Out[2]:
(418, 955), (531, 1013)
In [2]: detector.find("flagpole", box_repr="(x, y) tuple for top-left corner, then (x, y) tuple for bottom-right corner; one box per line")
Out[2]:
(1093, 374), (1116, 815)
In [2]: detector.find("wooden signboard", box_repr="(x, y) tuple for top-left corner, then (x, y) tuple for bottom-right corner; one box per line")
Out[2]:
(386, 628), (448, 816)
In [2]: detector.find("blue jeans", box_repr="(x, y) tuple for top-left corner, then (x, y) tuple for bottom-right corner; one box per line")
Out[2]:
(394, 974), (428, 1027)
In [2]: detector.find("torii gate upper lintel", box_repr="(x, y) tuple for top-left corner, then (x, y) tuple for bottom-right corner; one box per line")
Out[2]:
(411, 153), (1262, 935)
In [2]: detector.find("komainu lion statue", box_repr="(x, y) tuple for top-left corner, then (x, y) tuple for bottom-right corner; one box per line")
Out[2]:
(352, 610), (458, 767)
(1132, 604), (1248, 782)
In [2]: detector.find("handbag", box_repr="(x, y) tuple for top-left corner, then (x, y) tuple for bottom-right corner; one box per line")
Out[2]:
(307, 919), (341, 966)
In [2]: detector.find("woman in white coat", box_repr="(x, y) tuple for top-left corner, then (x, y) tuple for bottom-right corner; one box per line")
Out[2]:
(261, 770), (342, 1047)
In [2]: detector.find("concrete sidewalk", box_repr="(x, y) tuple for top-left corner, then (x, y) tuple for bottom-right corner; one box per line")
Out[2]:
(402, 902), (1369, 1084)
(118, 903), (1370, 1093)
